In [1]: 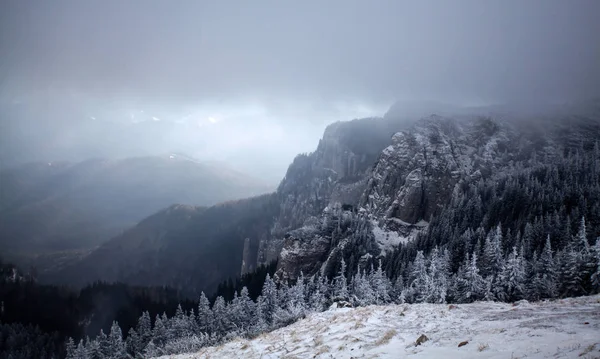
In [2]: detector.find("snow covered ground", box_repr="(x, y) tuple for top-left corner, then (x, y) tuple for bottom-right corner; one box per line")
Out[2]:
(158, 295), (600, 359)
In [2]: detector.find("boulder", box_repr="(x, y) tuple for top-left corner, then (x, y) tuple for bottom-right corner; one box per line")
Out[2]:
(415, 334), (429, 346)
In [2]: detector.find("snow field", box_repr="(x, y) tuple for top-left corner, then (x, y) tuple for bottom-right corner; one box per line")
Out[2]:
(158, 294), (600, 359)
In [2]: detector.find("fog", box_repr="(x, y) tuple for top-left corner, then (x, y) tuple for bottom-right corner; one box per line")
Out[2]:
(1, 0), (599, 182)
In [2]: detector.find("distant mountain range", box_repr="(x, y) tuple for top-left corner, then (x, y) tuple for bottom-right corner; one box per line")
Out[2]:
(0, 155), (272, 269)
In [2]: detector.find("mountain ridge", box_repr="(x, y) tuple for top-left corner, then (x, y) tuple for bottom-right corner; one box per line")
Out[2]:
(0, 155), (272, 272)
(46, 100), (600, 296)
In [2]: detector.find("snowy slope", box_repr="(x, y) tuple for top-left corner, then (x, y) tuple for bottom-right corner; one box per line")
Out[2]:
(157, 295), (600, 359)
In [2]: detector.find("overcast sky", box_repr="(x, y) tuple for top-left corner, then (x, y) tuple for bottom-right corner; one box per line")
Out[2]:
(1, 0), (599, 182)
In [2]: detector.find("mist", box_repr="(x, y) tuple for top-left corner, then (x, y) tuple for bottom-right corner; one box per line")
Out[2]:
(1, 0), (599, 182)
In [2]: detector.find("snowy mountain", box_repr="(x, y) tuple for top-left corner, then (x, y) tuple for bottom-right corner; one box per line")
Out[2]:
(155, 294), (600, 359)
(56, 100), (600, 359)
(49, 100), (600, 296)
(263, 102), (600, 283)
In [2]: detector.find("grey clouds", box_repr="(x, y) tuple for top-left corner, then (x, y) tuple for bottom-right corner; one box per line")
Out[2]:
(1, 0), (599, 181)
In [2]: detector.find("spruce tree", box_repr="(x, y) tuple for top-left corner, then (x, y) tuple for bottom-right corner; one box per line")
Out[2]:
(74, 340), (88, 359)
(482, 225), (504, 278)
(65, 338), (76, 359)
(237, 287), (256, 331)
(277, 280), (290, 309)
(252, 295), (269, 335)
(526, 252), (542, 301)
(408, 251), (430, 303)
(227, 291), (242, 332)
(455, 252), (486, 303)
(125, 328), (138, 357)
(427, 247), (449, 303)
(590, 237), (600, 293)
(538, 236), (558, 298)
(483, 276), (495, 301)
(143, 341), (162, 358)
(161, 315), (173, 342)
(559, 245), (585, 297)
(96, 330), (110, 359)
(575, 217), (590, 252)
(353, 269), (375, 306)
(308, 274), (328, 312)
(371, 260), (391, 304)
(137, 311), (152, 352)
(590, 239), (600, 292)
(211, 296), (230, 336)
(392, 275), (405, 304)
(288, 272), (307, 313)
(577, 218), (597, 292)
(86, 337), (102, 359)
(498, 247), (525, 302)
(260, 274), (278, 325)
(152, 315), (168, 348)
(107, 321), (126, 359)
(332, 258), (349, 302)
(197, 292), (213, 333)
(171, 304), (193, 339)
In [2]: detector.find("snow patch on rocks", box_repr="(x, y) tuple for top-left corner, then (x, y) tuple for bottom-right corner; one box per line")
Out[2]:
(371, 220), (410, 254)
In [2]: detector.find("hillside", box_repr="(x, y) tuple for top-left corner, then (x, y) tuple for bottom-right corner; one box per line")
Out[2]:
(158, 295), (600, 359)
(49, 194), (280, 296)
(0, 155), (271, 269)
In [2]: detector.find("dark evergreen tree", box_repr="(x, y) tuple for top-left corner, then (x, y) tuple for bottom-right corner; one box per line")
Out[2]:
(482, 225), (504, 278)
(196, 292), (213, 333)
(497, 247), (525, 302)
(211, 296), (230, 336)
(558, 246), (585, 297)
(332, 258), (349, 302)
(260, 274), (278, 325)
(538, 236), (558, 299)
(407, 251), (429, 303)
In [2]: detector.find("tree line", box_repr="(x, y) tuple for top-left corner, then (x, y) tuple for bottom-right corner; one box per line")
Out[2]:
(65, 216), (600, 358)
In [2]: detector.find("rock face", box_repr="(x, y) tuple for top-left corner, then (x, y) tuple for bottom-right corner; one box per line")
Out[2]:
(268, 101), (600, 281)
(277, 227), (331, 281)
(361, 115), (511, 224)
(240, 238), (252, 274)
(251, 116), (413, 272)
(259, 115), (494, 279)
(266, 115), (514, 280)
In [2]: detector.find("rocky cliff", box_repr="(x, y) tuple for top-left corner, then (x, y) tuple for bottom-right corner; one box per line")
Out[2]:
(251, 115), (417, 272)
(270, 101), (600, 281)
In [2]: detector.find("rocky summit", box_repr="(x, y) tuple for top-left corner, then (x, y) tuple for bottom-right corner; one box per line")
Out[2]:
(251, 101), (600, 282)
